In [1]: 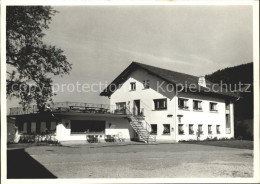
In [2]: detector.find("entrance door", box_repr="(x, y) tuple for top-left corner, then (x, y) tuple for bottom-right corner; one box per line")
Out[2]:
(133, 100), (140, 116)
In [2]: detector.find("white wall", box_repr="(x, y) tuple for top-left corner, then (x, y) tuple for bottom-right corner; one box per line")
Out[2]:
(176, 92), (234, 141)
(56, 115), (133, 142)
(110, 68), (177, 142)
(110, 68), (235, 142)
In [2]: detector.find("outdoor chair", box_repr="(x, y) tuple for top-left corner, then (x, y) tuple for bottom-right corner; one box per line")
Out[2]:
(87, 135), (95, 143)
(105, 135), (114, 142)
(94, 135), (99, 143)
(114, 134), (119, 142)
(118, 132), (125, 142)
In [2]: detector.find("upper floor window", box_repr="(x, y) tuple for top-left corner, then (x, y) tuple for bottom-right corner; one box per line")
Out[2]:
(153, 98), (167, 110)
(193, 100), (202, 111)
(178, 98), (189, 110)
(225, 100), (230, 110)
(143, 80), (150, 89)
(210, 102), (218, 112)
(115, 102), (126, 114)
(130, 82), (136, 91)
(116, 102), (126, 110)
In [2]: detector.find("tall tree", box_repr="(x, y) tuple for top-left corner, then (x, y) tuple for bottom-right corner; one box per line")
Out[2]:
(6, 6), (72, 111)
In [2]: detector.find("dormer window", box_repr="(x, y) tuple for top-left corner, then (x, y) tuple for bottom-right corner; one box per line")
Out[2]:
(130, 82), (136, 91)
(143, 80), (150, 89)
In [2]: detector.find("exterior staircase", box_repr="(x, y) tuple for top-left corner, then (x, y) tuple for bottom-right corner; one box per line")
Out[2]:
(127, 115), (156, 143)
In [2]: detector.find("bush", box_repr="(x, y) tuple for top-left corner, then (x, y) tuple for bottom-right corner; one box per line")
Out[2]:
(19, 133), (59, 145)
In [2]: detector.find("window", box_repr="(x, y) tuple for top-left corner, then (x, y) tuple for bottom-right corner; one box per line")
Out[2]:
(225, 100), (230, 110)
(208, 125), (212, 134)
(71, 120), (105, 134)
(23, 122), (27, 133)
(154, 98), (167, 110)
(115, 102), (126, 114)
(17, 122), (23, 132)
(178, 124), (184, 135)
(210, 102), (218, 112)
(50, 121), (57, 132)
(216, 125), (220, 134)
(178, 98), (189, 110)
(143, 80), (150, 89)
(163, 124), (170, 135)
(189, 124), (194, 135)
(130, 82), (136, 91)
(150, 124), (157, 135)
(31, 122), (36, 133)
(226, 114), (231, 134)
(198, 124), (203, 134)
(193, 100), (202, 111)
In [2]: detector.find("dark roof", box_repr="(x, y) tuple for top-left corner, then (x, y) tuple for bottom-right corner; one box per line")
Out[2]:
(100, 62), (239, 99)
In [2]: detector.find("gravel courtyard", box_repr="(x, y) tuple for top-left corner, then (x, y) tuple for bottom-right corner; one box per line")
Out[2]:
(8, 142), (253, 178)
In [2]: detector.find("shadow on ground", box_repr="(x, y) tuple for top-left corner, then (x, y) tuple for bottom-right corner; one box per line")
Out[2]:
(7, 148), (57, 178)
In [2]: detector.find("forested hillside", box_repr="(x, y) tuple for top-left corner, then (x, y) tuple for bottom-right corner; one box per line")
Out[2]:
(205, 62), (253, 140)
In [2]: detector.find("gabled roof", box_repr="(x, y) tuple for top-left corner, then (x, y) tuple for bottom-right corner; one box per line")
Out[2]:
(100, 62), (239, 99)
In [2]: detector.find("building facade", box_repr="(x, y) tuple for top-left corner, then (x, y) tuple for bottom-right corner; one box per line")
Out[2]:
(101, 62), (238, 142)
(9, 62), (238, 143)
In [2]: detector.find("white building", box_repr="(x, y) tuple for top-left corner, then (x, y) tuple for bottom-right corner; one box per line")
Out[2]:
(100, 62), (238, 142)
(9, 62), (239, 143)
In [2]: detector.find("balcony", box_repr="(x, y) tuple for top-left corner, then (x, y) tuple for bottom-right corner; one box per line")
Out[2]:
(8, 102), (133, 116)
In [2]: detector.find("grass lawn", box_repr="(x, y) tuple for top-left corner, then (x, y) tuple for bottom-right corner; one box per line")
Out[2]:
(183, 140), (253, 150)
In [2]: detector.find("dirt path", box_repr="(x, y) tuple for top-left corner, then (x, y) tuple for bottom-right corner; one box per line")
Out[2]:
(20, 143), (253, 178)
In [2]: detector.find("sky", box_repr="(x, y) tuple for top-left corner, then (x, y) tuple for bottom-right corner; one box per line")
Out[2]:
(7, 5), (253, 108)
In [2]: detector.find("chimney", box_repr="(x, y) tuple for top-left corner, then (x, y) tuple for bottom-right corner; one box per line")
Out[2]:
(198, 76), (206, 87)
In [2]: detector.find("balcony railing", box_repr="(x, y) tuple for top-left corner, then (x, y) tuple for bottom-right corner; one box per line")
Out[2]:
(9, 102), (134, 116)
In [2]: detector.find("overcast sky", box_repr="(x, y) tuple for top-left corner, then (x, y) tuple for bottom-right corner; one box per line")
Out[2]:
(8, 5), (253, 107)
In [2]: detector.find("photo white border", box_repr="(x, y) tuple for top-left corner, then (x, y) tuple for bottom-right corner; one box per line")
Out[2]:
(1, 0), (259, 184)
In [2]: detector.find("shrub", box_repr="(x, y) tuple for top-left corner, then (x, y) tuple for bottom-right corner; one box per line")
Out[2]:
(19, 133), (59, 145)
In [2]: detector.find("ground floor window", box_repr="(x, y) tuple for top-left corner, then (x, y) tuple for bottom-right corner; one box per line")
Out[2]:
(198, 124), (203, 134)
(17, 122), (23, 132)
(208, 125), (212, 134)
(189, 124), (194, 135)
(163, 124), (170, 135)
(178, 124), (184, 135)
(71, 120), (105, 134)
(150, 124), (157, 135)
(216, 125), (221, 134)
(18, 121), (57, 134)
(226, 114), (231, 134)
(23, 122), (27, 133)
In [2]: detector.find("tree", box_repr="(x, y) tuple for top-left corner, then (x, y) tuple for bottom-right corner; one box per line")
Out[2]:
(6, 6), (72, 111)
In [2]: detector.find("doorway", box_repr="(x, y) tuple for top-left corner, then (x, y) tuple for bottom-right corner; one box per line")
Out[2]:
(133, 100), (141, 116)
